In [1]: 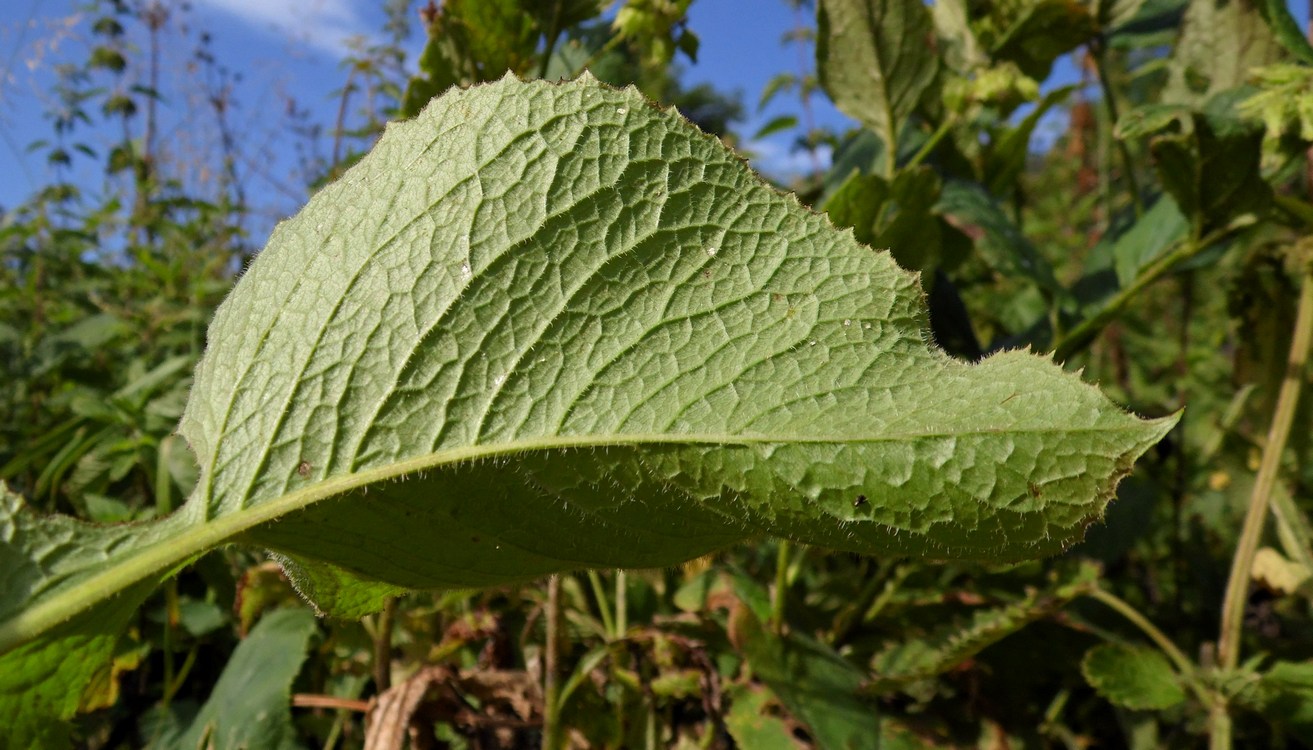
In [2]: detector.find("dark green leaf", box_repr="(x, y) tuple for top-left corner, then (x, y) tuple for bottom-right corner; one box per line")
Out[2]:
(732, 603), (881, 750)
(162, 607), (317, 750)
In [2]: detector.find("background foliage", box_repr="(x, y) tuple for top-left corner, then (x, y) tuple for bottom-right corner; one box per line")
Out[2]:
(3, 0), (1313, 747)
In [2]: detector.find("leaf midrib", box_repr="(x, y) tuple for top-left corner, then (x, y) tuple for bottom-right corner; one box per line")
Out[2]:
(0, 422), (1141, 656)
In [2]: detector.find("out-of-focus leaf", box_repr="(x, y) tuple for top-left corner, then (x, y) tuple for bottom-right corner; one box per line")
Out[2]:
(724, 684), (806, 749)
(1092, 0), (1151, 29)
(1113, 196), (1189, 287)
(867, 563), (1099, 692)
(1257, 0), (1313, 65)
(937, 179), (1064, 297)
(874, 168), (945, 273)
(817, 0), (940, 158)
(822, 167), (945, 274)
(759, 72), (800, 110)
(974, 0), (1098, 80)
(1164, 0), (1282, 106)
(1108, 0), (1189, 44)
(174, 599), (228, 638)
(612, 0), (696, 68)
(1270, 483), (1313, 596)
(731, 603), (881, 750)
(80, 636), (145, 712)
(402, 0), (541, 116)
(1239, 660), (1313, 735)
(1115, 102), (1193, 139)
(1239, 64), (1313, 142)
(529, 0), (608, 33)
(1149, 103), (1271, 234)
(1081, 643), (1187, 710)
(234, 562), (302, 636)
(932, 0), (987, 72)
(1252, 547), (1312, 595)
(821, 130), (886, 201)
(985, 84), (1078, 195)
(161, 607), (317, 750)
(753, 115), (800, 140)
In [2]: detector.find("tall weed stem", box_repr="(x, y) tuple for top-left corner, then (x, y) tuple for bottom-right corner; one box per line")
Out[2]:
(1210, 266), (1313, 748)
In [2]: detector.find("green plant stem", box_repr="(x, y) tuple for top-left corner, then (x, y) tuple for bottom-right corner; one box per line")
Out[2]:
(160, 579), (180, 706)
(1211, 267), (1313, 749)
(373, 596), (396, 692)
(163, 643), (198, 703)
(1052, 226), (1230, 362)
(615, 570), (628, 637)
(1274, 193), (1313, 227)
(904, 118), (954, 172)
(772, 541), (790, 634)
(1086, 587), (1200, 689)
(880, 129), (897, 180)
(864, 562), (912, 623)
(543, 575), (563, 750)
(587, 570), (616, 638)
(154, 438), (174, 515)
(1089, 38), (1143, 217)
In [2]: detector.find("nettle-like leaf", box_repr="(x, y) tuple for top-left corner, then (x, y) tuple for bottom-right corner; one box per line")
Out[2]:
(1082, 643), (1187, 711)
(866, 562), (1098, 693)
(0, 74), (1173, 741)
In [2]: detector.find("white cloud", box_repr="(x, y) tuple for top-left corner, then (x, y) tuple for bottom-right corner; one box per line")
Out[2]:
(189, 0), (371, 56)
(743, 135), (833, 179)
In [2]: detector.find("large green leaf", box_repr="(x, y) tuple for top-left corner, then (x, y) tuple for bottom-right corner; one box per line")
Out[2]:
(0, 74), (1173, 743)
(817, 0), (940, 168)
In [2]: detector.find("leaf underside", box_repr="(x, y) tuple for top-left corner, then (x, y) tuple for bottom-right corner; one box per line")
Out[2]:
(2, 73), (1174, 741)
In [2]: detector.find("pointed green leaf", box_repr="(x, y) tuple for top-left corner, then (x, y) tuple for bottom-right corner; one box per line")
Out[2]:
(158, 607), (317, 750)
(1112, 196), (1189, 288)
(1258, 0), (1313, 65)
(1, 75), (1174, 741)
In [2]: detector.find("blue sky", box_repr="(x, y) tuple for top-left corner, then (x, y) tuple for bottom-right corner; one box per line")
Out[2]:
(8, 0), (1311, 234)
(0, 0), (870, 233)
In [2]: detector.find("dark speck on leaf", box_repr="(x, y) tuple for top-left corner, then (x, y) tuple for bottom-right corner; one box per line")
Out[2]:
(853, 495), (868, 507)
(297, 461), (311, 478)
